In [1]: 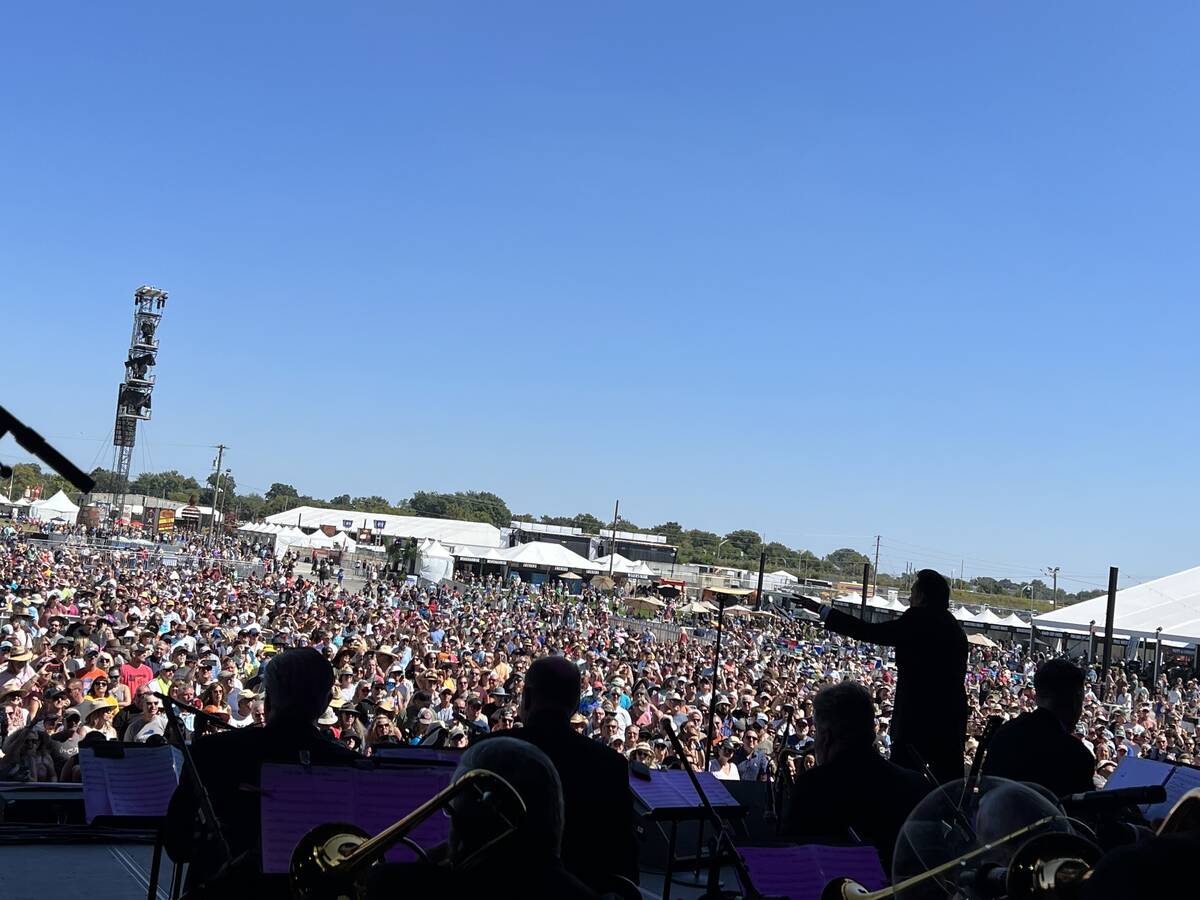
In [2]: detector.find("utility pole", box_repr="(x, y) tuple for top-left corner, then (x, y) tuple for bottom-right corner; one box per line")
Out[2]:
(872, 535), (881, 595)
(1046, 566), (1060, 609)
(208, 444), (226, 540)
(607, 499), (619, 582)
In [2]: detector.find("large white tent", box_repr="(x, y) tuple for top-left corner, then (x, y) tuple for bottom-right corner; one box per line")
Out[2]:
(1035, 566), (1200, 644)
(29, 490), (80, 524)
(265, 506), (502, 548)
(974, 608), (1008, 627)
(485, 541), (604, 572)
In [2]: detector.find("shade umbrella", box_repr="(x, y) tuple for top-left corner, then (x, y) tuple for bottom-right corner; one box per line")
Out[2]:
(626, 596), (666, 613)
(967, 633), (998, 648)
(591, 575), (615, 590)
(678, 600), (714, 615)
(559, 572), (582, 580)
(723, 605), (755, 616)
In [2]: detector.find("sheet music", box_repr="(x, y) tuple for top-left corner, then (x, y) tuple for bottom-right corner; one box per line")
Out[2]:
(1148, 764), (1200, 823)
(260, 764), (452, 874)
(79, 745), (183, 822)
(631, 769), (739, 810)
(738, 845), (886, 900)
(1102, 756), (1172, 792)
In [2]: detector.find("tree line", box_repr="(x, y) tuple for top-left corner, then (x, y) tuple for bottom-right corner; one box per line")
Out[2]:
(0, 462), (1101, 606)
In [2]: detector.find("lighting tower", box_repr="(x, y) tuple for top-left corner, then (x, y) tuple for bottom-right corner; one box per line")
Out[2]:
(110, 285), (168, 519)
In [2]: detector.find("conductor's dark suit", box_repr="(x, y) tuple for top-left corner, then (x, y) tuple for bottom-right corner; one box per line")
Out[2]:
(783, 748), (929, 872)
(823, 605), (968, 784)
(507, 714), (638, 893)
(982, 707), (1095, 798)
(165, 722), (359, 899)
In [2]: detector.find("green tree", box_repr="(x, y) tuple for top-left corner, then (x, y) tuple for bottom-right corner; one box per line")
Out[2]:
(824, 547), (871, 577)
(329, 494), (352, 507)
(129, 470), (203, 501)
(87, 467), (125, 494)
(724, 529), (763, 559)
(266, 482), (299, 502)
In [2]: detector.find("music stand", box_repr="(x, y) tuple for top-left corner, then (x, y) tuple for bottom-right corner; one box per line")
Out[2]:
(631, 769), (745, 900)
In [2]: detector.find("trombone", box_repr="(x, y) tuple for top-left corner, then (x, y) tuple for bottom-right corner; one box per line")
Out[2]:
(289, 768), (526, 900)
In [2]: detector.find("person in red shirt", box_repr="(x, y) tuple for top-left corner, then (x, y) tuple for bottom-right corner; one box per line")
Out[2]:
(119, 645), (154, 698)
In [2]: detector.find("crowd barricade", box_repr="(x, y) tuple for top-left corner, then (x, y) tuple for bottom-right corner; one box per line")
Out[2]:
(21, 535), (268, 578)
(610, 614), (713, 645)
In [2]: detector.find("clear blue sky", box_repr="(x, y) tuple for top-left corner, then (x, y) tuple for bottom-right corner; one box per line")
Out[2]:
(2, 3), (1198, 592)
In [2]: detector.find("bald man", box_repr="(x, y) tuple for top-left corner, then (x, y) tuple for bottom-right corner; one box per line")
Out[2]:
(505, 655), (638, 893)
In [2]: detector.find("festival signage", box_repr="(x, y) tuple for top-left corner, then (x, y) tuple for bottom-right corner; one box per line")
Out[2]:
(374, 519), (386, 531)
(158, 508), (175, 533)
(342, 519), (354, 529)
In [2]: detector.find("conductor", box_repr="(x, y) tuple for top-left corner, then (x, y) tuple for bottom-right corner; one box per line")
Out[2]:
(796, 569), (968, 784)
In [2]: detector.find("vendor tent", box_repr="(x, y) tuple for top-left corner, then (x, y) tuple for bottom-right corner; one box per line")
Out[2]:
(1000, 612), (1027, 629)
(1034, 565), (1200, 644)
(952, 606), (980, 624)
(490, 541), (603, 572)
(974, 608), (1007, 627)
(592, 553), (639, 575)
(29, 490), (80, 524)
(417, 539), (454, 583)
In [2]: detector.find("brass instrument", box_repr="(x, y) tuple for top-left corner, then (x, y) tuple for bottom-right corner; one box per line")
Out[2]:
(822, 789), (1200, 900)
(289, 768), (526, 900)
(820, 816), (1101, 900)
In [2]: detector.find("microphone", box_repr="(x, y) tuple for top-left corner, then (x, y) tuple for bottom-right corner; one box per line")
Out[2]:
(1061, 785), (1166, 810)
(152, 691), (234, 730)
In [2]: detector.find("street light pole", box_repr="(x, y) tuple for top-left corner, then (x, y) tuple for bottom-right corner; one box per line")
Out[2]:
(715, 538), (729, 562)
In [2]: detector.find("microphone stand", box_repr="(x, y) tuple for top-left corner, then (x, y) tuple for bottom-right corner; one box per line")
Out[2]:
(662, 719), (763, 899)
(771, 708), (796, 836)
(155, 691), (233, 866)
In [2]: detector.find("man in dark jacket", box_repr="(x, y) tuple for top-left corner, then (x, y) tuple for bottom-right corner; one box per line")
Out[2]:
(507, 655), (638, 894)
(798, 568), (968, 784)
(165, 649), (358, 900)
(784, 682), (929, 871)
(983, 658), (1094, 798)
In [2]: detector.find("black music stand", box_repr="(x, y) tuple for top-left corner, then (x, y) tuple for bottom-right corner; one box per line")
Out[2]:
(630, 769), (745, 900)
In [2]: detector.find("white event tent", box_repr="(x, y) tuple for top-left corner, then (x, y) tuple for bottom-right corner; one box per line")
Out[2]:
(265, 506), (502, 549)
(29, 490), (80, 524)
(417, 539), (455, 583)
(1034, 566), (1200, 645)
(483, 541), (604, 573)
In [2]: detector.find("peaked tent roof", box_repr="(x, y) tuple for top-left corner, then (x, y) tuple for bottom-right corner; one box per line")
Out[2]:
(489, 541), (603, 572)
(31, 489), (80, 514)
(974, 608), (1008, 626)
(1034, 565), (1200, 644)
(1001, 612), (1028, 628)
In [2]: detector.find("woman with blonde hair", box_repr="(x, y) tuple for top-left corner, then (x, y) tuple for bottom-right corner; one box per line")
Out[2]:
(77, 696), (119, 740)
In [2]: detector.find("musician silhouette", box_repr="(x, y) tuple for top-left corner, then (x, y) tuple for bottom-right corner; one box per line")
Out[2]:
(782, 682), (929, 870)
(505, 655), (639, 893)
(799, 568), (968, 784)
(451, 737), (598, 898)
(165, 648), (358, 899)
(983, 658), (1095, 798)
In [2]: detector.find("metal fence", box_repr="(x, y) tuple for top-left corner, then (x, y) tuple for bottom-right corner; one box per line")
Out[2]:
(21, 535), (267, 579)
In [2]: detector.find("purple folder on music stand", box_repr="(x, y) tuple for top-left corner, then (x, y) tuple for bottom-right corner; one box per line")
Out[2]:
(738, 845), (887, 900)
(259, 764), (453, 874)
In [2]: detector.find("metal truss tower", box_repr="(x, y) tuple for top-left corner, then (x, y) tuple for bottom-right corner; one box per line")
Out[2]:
(110, 285), (168, 519)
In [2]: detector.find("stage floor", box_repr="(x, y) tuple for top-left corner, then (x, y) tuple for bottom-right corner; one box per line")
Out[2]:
(0, 844), (166, 900)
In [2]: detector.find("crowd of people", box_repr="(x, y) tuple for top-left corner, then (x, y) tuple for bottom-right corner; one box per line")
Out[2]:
(1, 528), (1198, 893)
